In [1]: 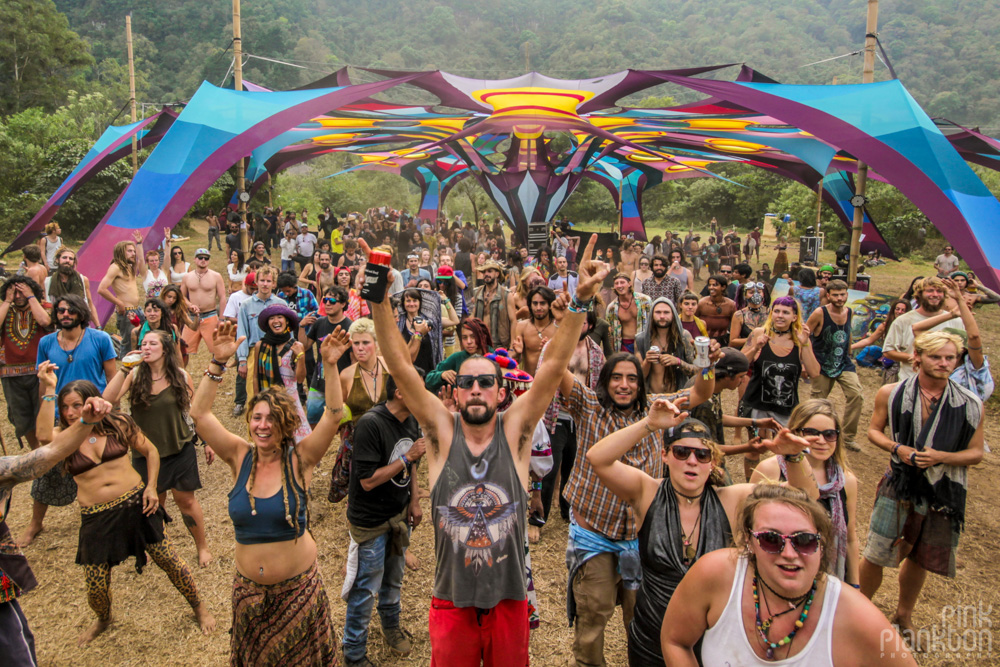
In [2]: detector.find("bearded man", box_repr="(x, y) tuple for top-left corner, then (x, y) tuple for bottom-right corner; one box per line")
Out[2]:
(640, 254), (684, 306)
(883, 277), (964, 381)
(511, 285), (558, 377)
(97, 233), (147, 359)
(472, 259), (515, 348)
(44, 248), (100, 325)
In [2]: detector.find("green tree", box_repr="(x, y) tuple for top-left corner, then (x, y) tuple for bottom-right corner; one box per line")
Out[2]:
(0, 0), (93, 114)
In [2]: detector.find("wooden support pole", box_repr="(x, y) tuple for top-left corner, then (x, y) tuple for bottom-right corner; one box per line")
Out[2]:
(126, 14), (137, 177)
(848, 0), (879, 284)
(233, 0), (249, 253)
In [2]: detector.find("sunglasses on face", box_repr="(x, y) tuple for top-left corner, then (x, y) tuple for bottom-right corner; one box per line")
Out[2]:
(322, 297), (342, 305)
(454, 374), (497, 390)
(669, 445), (713, 464)
(751, 530), (822, 556)
(721, 270), (732, 274)
(794, 427), (840, 443)
(56, 307), (75, 314)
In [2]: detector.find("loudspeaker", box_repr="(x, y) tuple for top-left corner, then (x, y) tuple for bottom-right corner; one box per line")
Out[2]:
(798, 236), (820, 264)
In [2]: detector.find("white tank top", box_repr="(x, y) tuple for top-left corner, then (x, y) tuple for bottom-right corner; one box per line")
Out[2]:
(169, 262), (189, 283)
(700, 556), (840, 666)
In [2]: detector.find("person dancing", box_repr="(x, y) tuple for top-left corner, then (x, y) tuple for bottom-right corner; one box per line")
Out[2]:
(104, 329), (214, 568)
(190, 321), (351, 666)
(587, 401), (818, 666)
(34, 363), (214, 646)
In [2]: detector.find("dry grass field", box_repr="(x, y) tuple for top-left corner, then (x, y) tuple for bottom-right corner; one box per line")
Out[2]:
(6, 220), (998, 665)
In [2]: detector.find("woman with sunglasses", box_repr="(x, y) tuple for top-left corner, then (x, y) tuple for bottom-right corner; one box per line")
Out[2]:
(662, 484), (915, 666)
(751, 399), (859, 586)
(166, 244), (189, 286)
(632, 255), (653, 295)
(586, 402), (819, 666)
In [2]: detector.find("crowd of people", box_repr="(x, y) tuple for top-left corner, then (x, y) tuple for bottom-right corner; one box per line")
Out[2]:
(0, 206), (992, 666)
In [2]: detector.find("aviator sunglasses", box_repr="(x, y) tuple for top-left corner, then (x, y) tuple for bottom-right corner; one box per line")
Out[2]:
(454, 374), (498, 390)
(751, 530), (822, 556)
(669, 445), (713, 464)
(794, 427), (840, 443)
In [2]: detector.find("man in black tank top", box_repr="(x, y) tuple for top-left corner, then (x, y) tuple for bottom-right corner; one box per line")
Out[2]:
(365, 234), (609, 665)
(804, 279), (864, 451)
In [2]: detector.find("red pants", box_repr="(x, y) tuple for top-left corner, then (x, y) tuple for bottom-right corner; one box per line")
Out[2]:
(429, 596), (529, 666)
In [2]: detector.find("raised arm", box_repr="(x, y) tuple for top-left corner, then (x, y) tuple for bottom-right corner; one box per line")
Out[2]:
(1, 396), (111, 489)
(297, 327), (351, 467)
(190, 322), (249, 468)
(132, 230), (147, 278)
(506, 235), (607, 430)
(359, 240), (453, 436)
(586, 398), (688, 525)
(34, 361), (59, 445)
(942, 278), (984, 368)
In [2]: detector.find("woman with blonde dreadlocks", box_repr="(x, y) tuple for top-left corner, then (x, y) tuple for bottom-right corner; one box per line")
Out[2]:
(190, 320), (351, 667)
(251, 303), (309, 443)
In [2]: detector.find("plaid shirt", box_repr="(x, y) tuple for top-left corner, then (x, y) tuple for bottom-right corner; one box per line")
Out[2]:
(562, 379), (686, 541)
(282, 287), (319, 321)
(640, 275), (684, 307)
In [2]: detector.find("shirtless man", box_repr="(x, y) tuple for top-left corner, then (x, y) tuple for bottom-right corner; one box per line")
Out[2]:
(299, 250), (336, 295)
(607, 274), (651, 353)
(180, 248), (227, 357)
(618, 238), (641, 278)
(98, 231), (147, 358)
(511, 285), (559, 377)
(696, 273), (737, 346)
(21, 246), (48, 287)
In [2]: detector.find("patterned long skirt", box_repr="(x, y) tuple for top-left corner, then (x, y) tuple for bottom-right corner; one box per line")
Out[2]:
(230, 562), (337, 666)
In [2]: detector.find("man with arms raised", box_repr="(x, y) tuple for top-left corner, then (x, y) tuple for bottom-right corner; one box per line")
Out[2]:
(364, 235), (607, 665)
(883, 277), (963, 382)
(510, 285), (559, 377)
(180, 248), (227, 358)
(97, 232), (146, 359)
(860, 331), (983, 647)
(45, 248), (100, 325)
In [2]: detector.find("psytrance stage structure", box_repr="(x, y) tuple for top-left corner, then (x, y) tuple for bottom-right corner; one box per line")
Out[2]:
(10, 64), (1000, 322)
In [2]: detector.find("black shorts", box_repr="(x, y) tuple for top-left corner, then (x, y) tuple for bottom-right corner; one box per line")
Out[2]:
(132, 440), (201, 494)
(1, 375), (40, 439)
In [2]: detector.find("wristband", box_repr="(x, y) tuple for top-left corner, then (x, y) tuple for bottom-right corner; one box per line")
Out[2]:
(531, 481), (543, 491)
(27, 295), (36, 300)
(568, 295), (594, 313)
(784, 452), (806, 464)
(79, 417), (101, 426)
(400, 454), (410, 467)
(294, 353), (305, 363)
(210, 358), (228, 368)
(412, 332), (424, 340)
(892, 443), (901, 458)
(42, 394), (57, 402)
(909, 452), (917, 466)
(848, 583), (861, 590)
(204, 370), (224, 382)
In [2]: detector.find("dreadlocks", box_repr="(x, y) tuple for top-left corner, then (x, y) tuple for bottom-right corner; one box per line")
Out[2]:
(459, 317), (492, 355)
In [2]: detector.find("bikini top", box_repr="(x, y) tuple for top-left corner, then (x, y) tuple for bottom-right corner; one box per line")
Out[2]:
(65, 435), (129, 477)
(229, 447), (308, 545)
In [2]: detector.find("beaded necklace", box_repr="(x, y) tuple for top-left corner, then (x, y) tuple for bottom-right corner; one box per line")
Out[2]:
(752, 572), (817, 660)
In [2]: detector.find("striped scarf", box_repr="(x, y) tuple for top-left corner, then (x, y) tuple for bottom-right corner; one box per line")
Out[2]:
(256, 331), (293, 389)
(780, 456), (847, 579)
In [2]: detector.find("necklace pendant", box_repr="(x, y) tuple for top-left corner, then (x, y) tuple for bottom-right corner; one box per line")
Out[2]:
(766, 647), (775, 660)
(67, 354), (73, 363)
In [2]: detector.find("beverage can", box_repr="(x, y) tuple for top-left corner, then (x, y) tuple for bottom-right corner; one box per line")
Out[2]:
(694, 336), (711, 368)
(648, 345), (660, 355)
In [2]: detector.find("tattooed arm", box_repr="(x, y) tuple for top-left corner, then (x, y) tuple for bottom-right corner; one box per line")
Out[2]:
(0, 396), (112, 490)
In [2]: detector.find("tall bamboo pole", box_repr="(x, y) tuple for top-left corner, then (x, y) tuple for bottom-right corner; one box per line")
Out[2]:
(126, 14), (137, 177)
(815, 180), (823, 240)
(233, 0), (248, 253)
(848, 0), (879, 283)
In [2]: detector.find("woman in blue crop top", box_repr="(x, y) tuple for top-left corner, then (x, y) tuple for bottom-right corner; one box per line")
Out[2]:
(190, 320), (351, 667)
(35, 363), (215, 646)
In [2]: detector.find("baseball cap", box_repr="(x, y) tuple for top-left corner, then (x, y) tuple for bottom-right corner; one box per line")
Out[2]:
(195, 248), (211, 258)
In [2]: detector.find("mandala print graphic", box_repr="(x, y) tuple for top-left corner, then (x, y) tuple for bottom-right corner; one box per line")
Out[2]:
(437, 481), (519, 575)
(822, 329), (849, 376)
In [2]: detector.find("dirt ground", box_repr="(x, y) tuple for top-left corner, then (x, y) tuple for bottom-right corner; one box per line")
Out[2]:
(5, 225), (1000, 666)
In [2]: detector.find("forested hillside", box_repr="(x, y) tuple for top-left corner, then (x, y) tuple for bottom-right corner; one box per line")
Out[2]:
(50, 0), (1000, 129)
